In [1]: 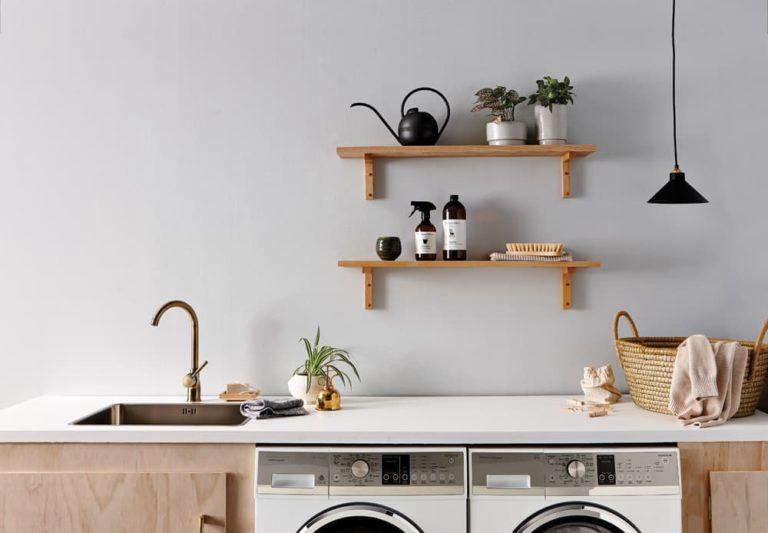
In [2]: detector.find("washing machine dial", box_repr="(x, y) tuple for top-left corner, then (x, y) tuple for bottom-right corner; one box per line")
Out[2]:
(351, 459), (370, 478)
(567, 460), (586, 479)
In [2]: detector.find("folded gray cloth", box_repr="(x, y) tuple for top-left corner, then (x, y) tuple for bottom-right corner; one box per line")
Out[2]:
(240, 398), (307, 419)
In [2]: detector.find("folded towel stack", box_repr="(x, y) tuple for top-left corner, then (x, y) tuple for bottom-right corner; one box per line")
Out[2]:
(490, 251), (572, 262)
(668, 334), (748, 428)
(240, 398), (308, 419)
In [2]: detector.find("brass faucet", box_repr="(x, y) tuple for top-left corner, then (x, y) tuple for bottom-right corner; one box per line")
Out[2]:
(151, 300), (208, 402)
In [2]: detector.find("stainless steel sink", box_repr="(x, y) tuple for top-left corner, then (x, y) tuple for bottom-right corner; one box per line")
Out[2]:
(71, 403), (249, 426)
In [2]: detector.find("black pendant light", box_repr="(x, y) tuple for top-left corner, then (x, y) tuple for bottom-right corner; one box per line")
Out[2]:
(648, 0), (708, 204)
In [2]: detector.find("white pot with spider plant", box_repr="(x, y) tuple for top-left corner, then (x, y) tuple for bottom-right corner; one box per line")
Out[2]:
(288, 326), (360, 405)
(528, 76), (574, 145)
(472, 86), (527, 146)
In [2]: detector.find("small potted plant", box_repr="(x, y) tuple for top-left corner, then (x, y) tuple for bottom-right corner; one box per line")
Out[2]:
(527, 76), (575, 144)
(288, 326), (359, 405)
(471, 86), (527, 145)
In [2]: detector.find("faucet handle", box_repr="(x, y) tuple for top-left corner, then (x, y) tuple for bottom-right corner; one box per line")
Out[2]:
(181, 360), (208, 388)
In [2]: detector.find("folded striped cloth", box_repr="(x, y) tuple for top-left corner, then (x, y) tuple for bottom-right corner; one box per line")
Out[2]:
(240, 398), (307, 419)
(490, 251), (573, 262)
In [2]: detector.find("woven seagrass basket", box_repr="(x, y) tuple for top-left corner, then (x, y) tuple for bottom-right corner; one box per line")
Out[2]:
(613, 310), (768, 418)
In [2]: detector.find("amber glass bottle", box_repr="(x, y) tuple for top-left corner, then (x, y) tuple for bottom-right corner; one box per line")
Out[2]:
(442, 194), (466, 260)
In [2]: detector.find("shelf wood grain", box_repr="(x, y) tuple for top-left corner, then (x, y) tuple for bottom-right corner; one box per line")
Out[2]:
(336, 144), (597, 159)
(338, 260), (600, 268)
(338, 259), (600, 310)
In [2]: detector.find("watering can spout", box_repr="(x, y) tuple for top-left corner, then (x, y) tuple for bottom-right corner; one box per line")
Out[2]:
(350, 102), (401, 144)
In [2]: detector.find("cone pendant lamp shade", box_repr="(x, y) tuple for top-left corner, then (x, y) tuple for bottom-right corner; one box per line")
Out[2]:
(648, 0), (708, 204)
(648, 169), (708, 204)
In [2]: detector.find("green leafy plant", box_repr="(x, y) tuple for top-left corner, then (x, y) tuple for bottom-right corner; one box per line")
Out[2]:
(527, 76), (575, 111)
(471, 86), (527, 121)
(294, 326), (360, 392)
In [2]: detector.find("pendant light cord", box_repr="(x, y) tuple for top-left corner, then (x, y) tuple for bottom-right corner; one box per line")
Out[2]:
(672, 0), (679, 169)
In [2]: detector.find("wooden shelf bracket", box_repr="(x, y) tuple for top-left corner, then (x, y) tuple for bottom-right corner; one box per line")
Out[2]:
(561, 152), (572, 198)
(364, 155), (374, 200)
(561, 266), (573, 309)
(363, 267), (373, 309)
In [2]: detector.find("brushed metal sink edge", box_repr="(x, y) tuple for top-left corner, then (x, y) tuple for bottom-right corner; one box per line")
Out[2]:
(70, 403), (251, 426)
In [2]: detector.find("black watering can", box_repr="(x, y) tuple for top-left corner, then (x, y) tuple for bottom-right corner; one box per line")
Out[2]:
(351, 87), (450, 146)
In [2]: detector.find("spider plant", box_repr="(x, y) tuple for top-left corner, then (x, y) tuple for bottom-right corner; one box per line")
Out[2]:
(294, 326), (360, 392)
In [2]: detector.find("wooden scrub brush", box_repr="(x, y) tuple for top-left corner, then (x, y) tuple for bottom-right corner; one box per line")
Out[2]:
(505, 242), (564, 256)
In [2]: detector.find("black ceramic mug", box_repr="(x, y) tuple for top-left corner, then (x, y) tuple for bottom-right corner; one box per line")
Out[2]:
(376, 237), (402, 260)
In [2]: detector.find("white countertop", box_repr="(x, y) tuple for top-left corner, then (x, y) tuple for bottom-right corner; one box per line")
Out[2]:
(0, 395), (766, 444)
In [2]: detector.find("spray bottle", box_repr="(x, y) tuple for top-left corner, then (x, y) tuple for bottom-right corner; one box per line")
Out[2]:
(409, 201), (437, 261)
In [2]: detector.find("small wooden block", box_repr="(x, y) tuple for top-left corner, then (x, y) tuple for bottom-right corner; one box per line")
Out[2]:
(561, 152), (571, 198)
(364, 155), (374, 200)
(363, 267), (373, 309)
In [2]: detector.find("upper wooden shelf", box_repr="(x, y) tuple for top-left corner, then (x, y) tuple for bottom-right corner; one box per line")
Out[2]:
(336, 144), (598, 200)
(338, 259), (601, 310)
(336, 144), (597, 159)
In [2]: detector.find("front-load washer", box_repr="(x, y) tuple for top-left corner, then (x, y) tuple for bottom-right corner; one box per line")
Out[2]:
(256, 446), (466, 532)
(469, 447), (681, 533)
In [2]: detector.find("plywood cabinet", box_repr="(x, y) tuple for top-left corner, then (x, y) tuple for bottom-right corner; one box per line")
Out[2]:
(0, 444), (255, 533)
(710, 471), (768, 533)
(679, 442), (768, 533)
(0, 472), (225, 532)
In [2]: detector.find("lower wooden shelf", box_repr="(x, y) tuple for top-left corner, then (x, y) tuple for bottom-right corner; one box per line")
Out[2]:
(337, 260), (601, 310)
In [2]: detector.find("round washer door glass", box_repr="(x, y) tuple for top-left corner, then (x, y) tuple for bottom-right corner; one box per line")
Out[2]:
(516, 503), (639, 533)
(299, 503), (422, 533)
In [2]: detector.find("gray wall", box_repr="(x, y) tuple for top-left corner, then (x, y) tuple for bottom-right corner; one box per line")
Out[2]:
(2, 0), (767, 407)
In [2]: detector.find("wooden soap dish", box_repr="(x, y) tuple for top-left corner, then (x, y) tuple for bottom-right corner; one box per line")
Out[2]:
(218, 383), (260, 402)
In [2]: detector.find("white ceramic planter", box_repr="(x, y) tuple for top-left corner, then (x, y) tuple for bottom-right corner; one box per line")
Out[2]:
(486, 120), (526, 145)
(288, 373), (326, 405)
(534, 104), (568, 144)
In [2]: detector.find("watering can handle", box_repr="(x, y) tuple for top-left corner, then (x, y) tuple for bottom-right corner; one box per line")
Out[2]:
(400, 87), (451, 142)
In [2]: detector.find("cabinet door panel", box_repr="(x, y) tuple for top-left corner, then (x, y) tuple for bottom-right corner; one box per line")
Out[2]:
(710, 471), (768, 533)
(0, 472), (226, 533)
(679, 442), (768, 533)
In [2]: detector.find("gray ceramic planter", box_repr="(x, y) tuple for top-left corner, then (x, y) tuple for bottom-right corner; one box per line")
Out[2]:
(535, 104), (568, 144)
(486, 120), (526, 146)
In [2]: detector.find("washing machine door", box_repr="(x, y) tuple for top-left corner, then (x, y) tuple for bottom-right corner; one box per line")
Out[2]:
(298, 502), (423, 533)
(515, 502), (640, 533)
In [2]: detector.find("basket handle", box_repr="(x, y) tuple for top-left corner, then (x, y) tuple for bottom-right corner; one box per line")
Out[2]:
(749, 319), (768, 378)
(613, 310), (639, 340)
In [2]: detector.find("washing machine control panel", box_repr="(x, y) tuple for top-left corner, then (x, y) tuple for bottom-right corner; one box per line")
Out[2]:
(258, 449), (465, 496)
(331, 451), (463, 487)
(472, 449), (679, 492)
(600, 451), (678, 487)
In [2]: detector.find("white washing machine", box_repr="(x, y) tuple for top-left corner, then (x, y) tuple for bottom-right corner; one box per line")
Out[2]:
(256, 447), (467, 532)
(469, 447), (681, 533)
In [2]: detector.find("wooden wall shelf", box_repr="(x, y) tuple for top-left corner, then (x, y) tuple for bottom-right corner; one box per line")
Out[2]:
(338, 260), (601, 310)
(336, 144), (598, 200)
